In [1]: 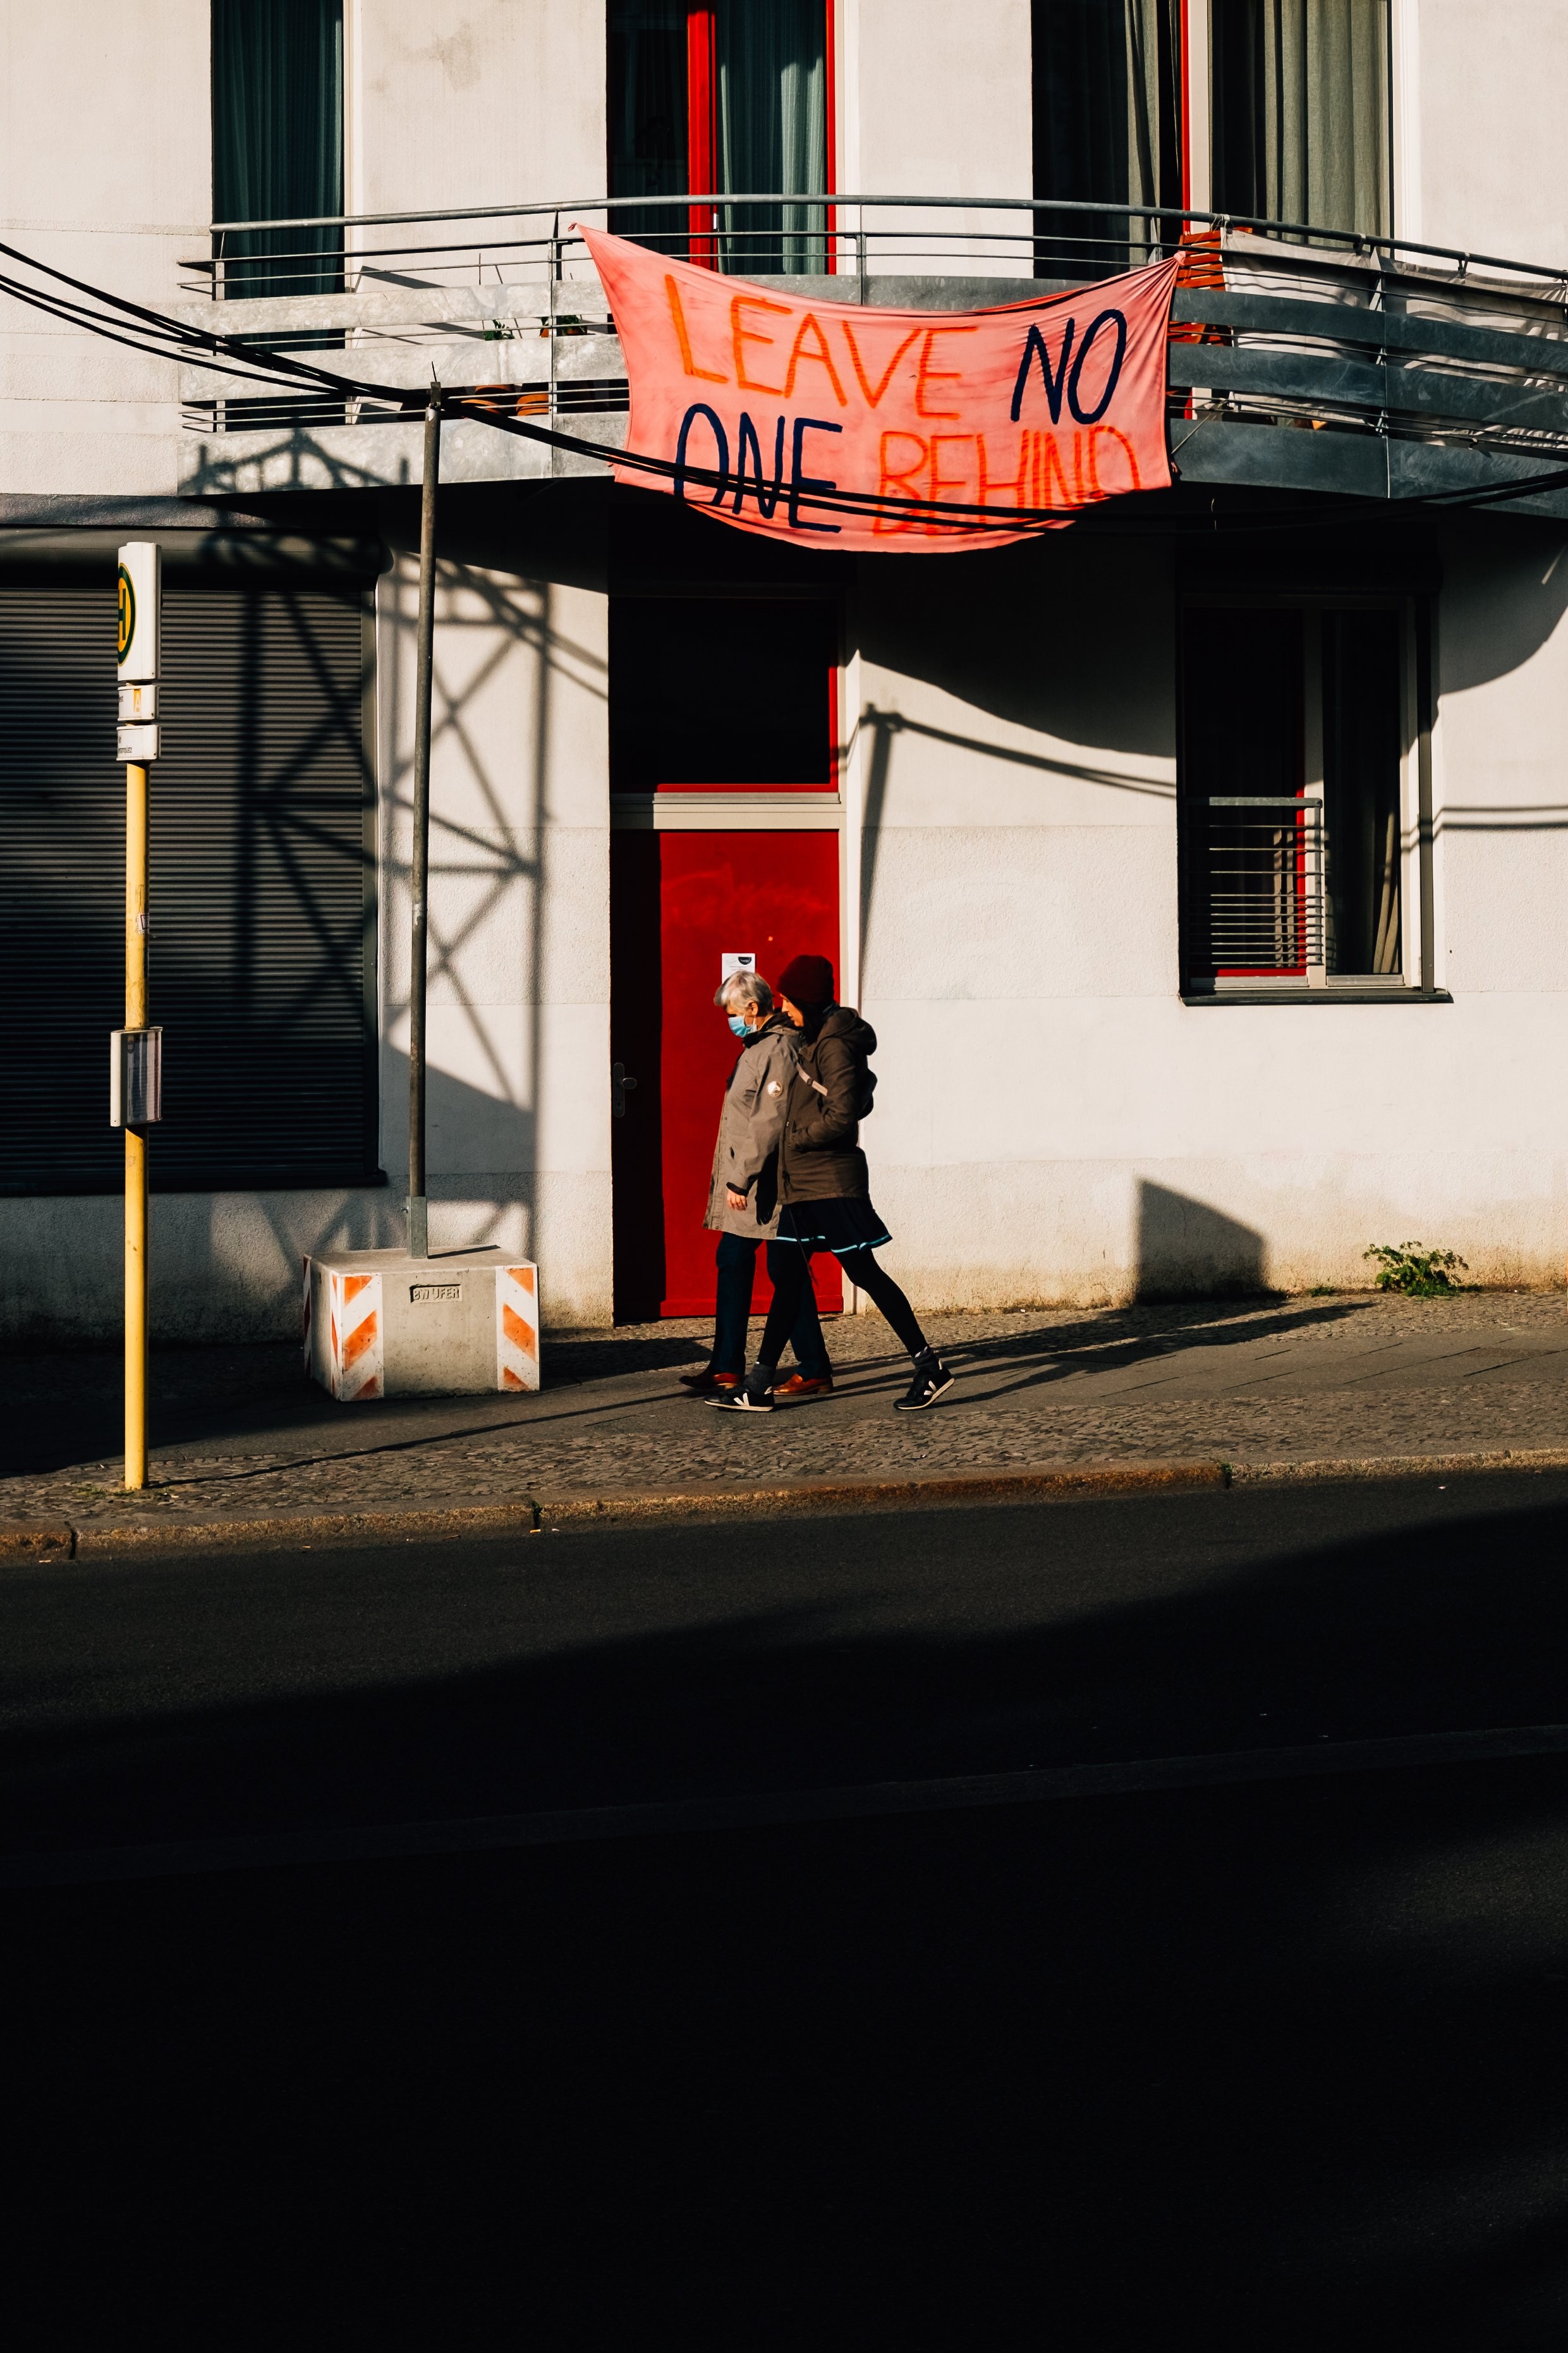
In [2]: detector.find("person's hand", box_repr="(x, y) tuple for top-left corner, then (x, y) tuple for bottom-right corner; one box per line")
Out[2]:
(726, 1187), (748, 1212)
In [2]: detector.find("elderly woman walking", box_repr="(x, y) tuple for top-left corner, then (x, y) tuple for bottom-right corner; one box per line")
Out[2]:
(711, 953), (952, 1414)
(679, 967), (833, 1398)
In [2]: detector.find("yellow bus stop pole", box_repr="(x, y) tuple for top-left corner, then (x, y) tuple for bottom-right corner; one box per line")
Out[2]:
(125, 757), (148, 1491)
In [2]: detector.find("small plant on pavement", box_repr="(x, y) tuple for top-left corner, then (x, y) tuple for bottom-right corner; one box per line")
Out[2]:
(1364, 1241), (1470, 1297)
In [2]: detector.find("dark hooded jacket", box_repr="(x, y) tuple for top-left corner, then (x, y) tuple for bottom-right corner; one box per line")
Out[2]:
(778, 1004), (877, 1203)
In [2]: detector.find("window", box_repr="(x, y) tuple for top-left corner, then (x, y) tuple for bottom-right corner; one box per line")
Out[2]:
(609, 1), (829, 273)
(0, 577), (377, 1192)
(1211, 0), (1392, 238)
(1031, 0), (1184, 278)
(1179, 602), (1414, 993)
(212, 0), (344, 298)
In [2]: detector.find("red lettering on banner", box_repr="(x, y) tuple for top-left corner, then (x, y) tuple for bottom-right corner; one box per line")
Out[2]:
(840, 321), (922, 409)
(976, 431), (1028, 509)
(664, 276), (726, 381)
(875, 431), (928, 534)
(926, 435), (972, 534)
(580, 226), (1182, 554)
(731, 295), (791, 393)
(1088, 424), (1142, 495)
(915, 327), (977, 420)
(1036, 432), (1077, 509)
(782, 313), (848, 405)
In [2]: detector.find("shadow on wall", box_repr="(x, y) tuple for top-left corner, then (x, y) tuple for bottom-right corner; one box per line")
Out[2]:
(0, 1046), (554, 1348)
(1135, 1181), (1270, 1300)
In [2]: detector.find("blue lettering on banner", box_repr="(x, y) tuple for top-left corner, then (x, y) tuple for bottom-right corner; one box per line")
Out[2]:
(1010, 321), (1075, 424)
(1066, 311), (1127, 424)
(733, 412), (787, 518)
(788, 416), (842, 534)
(674, 403), (729, 504)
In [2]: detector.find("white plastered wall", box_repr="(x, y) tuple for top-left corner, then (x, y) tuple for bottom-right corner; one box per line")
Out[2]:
(853, 524), (1568, 1305)
(0, 0), (208, 497)
(351, 0), (605, 233)
(839, 0), (1034, 278)
(1412, 1), (1568, 263)
(377, 553), (612, 1326)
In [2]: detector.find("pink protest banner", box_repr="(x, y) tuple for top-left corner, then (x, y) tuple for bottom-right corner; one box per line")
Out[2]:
(580, 226), (1181, 554)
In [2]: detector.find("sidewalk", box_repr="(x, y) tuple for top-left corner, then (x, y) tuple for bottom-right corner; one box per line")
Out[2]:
(2, 1288), (1566, 1544)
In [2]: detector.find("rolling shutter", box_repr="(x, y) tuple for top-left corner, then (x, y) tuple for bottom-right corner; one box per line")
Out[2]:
(0, 580), (377, 1193)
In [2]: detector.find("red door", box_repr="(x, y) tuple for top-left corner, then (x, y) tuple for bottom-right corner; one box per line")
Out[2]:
(611, 829), (842, 1321)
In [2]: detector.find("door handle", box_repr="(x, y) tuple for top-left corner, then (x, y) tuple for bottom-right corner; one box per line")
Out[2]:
(612, 1061), (639, 1118)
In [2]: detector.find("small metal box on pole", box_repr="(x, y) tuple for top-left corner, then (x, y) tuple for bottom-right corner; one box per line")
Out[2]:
(115, 541), (161, 1493)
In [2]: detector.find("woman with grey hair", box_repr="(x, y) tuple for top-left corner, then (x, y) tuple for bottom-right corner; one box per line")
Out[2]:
(679, 967), (833, 1397)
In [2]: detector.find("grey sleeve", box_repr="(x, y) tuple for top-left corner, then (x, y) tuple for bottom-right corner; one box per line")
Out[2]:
(726, 1034), (794, 1192)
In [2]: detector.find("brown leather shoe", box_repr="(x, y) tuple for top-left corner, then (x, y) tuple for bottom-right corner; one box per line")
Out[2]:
(774, 1373), (834, 1398)
(679, 1368), (741, 1393)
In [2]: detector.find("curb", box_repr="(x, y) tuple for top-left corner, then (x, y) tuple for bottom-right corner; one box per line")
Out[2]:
(0, 1460), (1225, 1558)
(2, 1444), (1567, 1558)
(1224, 1447), (1568, 1483)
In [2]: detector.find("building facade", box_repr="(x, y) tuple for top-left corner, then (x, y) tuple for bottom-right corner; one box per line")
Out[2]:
(4, 1), (1568, 1341)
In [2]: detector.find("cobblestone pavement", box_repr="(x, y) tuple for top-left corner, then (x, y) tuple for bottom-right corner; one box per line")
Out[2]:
(2, 1290), (1566, 1525)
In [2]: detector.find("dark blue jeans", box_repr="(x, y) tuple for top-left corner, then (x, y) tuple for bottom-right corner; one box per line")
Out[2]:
(711, 1230), (831, 1379)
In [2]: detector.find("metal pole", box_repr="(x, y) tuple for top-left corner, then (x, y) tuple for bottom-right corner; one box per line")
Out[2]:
(125, 759), (149, 1489)
(407, 389), (441, 1259)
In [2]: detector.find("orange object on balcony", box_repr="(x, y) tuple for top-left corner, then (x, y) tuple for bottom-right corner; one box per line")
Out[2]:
(1169, 226), (1227, 346)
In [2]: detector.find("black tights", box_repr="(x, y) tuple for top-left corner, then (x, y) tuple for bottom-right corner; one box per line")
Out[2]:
(758, 1241), (930, 1375)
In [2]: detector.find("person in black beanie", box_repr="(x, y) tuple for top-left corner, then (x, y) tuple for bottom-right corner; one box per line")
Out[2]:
(710, 952), (953, 1414)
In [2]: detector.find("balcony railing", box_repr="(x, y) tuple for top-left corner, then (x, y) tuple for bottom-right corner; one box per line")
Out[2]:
(174, 192), (1568, 513)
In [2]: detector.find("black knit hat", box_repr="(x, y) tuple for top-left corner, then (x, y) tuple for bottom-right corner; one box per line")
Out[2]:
(775, 953), (835, 1006)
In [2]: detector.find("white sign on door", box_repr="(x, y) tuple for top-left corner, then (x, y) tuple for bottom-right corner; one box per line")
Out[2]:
(721, 952), (756, 982)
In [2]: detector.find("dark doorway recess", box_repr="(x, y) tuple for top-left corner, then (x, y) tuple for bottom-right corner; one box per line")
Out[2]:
(611, 597), (837, 792)
(610, 829), (842, 1323)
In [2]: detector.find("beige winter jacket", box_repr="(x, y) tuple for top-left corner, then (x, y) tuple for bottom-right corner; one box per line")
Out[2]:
(703, 1015), (801, 1239)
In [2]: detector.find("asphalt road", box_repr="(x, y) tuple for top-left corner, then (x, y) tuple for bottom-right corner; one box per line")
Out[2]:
(7, 1476), (1568, 2338)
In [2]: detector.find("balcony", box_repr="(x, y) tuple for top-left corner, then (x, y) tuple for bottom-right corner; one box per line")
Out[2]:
(174, 195), (1568, 518)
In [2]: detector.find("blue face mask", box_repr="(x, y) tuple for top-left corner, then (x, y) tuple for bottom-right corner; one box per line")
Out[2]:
(727, 1015), (752, 1039)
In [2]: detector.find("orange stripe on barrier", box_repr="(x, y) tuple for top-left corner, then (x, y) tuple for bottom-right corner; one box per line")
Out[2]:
(343, 1313), (379, 1368)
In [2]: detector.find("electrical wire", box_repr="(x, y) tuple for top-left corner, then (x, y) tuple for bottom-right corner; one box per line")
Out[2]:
(5, 233), (1568, 534)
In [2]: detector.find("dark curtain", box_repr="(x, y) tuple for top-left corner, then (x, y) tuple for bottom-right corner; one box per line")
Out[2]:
(1323, 609), (1402, 974)
(609, 0), (689, 249)
(1212, 0), (1392, 238)
(1032, 0), (1182, 278)
(608, 1), (827, 271)
(716, 0), (827, 274)
(212, 0), (344, 298)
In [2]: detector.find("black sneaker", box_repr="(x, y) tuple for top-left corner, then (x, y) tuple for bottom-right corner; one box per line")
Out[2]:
(895, 1354), (954, 1412)
(708, 1384), (775, 1412)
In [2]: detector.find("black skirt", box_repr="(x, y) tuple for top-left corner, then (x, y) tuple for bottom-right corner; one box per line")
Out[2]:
(775, 1196), (892, 1258)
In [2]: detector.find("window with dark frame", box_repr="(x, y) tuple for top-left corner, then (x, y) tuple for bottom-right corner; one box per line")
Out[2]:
(211, 0), (344, 299)
(608, 0), (830, 274)
(1031, 0), (1184, 279)
(1179, 601), (1411, 993)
